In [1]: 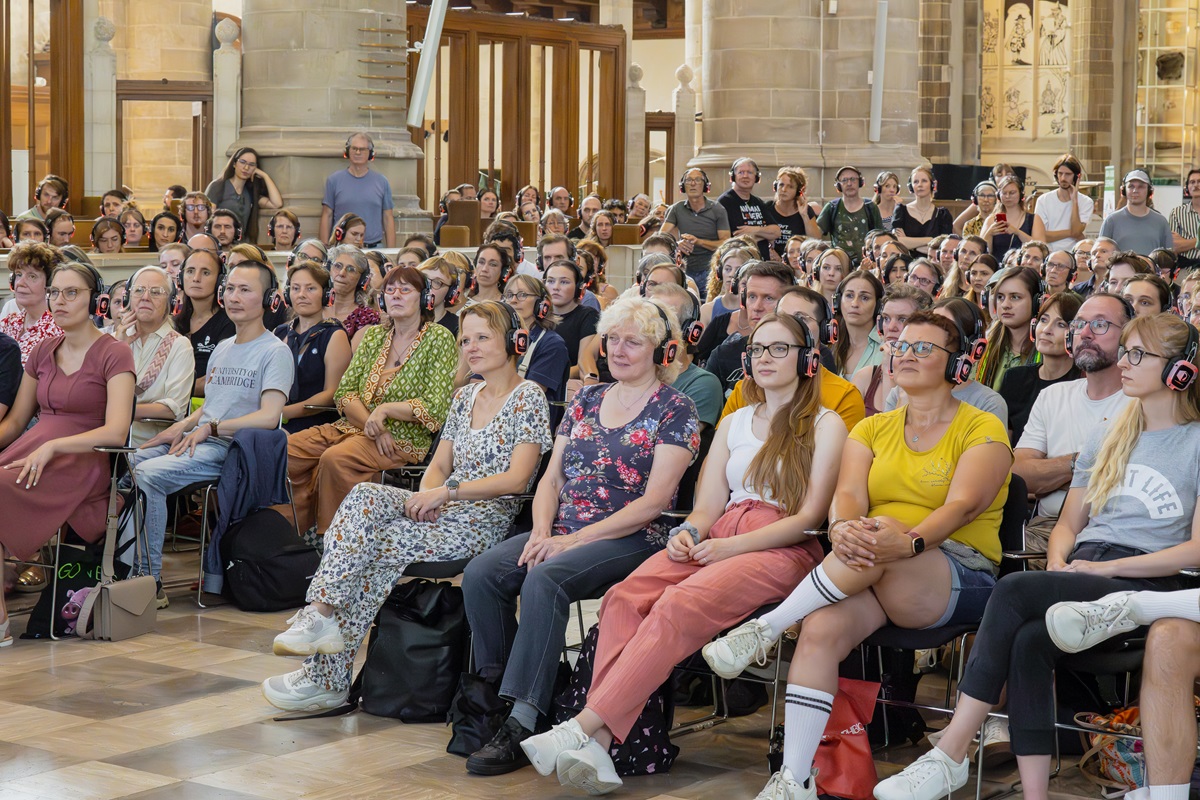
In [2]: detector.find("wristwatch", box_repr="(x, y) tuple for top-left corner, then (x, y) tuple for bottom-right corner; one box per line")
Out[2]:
(209, 420), (220, 438)
(907, 531), (925, 556)
(446, 477), (460, 500)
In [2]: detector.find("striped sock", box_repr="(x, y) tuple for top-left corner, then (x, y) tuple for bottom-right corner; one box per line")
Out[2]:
(760, 563), (848, 638)
(1149, 785), (1190, 800)
(782, 684), (834, 785)
(1129, 589), (1200, 625)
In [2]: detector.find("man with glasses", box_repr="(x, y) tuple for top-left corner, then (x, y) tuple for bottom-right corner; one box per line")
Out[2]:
(1169, 168), (1200, 271)
(1032, 154), (1093, 253)
(320, 131), (395, 248)
(1100, 170), (1173, 255)
(182, 191), (213, 241)
(1072, 236), (1119, 298)
(661, 167), (732, 291)
(816, 166), (883, 266)
(1042, 250), (1076, 294)
(1013, 293), (1132, 557)
(958, 181), (998, 238)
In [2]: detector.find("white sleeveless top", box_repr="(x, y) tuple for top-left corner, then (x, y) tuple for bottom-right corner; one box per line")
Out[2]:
(725, 403), (834, 507)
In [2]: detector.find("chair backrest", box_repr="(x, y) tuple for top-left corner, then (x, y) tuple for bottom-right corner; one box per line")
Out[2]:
(998, 472), (1029, 553)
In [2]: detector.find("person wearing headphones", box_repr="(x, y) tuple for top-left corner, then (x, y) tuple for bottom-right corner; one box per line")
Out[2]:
(891, 166), (953, 255)
(544, 258), (599, 378)
(982, 175), (1034, 263)
(706, 310), (1010, 800)
(717, 158), (780, 261)
(268, 209), (301, 252)
(323, 244), (381, 342)
(181, 191), (213, 240)
(975, 266), (1043, 390)
(1033, 154), (1093, 253)
(816, 166), (884, 265)
(204, 146), (283, 236)
(1, 242), (65, 364)
(13, 219), (47, 244)
(873, 171), (903, 231)
(207, 209), (241, 252)
(273, 259), (352, 434)
(419, 254), (462, 337)
(1012, 293), (1132, 560)
(44, 209), (74, 247)
(568, 195), (603, 241)
(1101, 170), (1173, 255)
(998, 291), (1081, 445)
(499, 275), (570, 404)
(264, 300), (552, 711)
(1169, 168), (1200, 270)
(661, 167), (733, 291)
(90, 217), (124, 254)
(1071, 236), (1118, 297)
(704, 260), (797, 394)
(148, 211), (182, 252)
(119, 207), (148, 247)
(831, 270), (886, 379)
(174, 247), (234, 398)
(126, 261), (294, 602)
(852, 284), (933, 416)
(18, 174), (68, 222)
(548, 186), (574, 214)
(0, 263), (136, 642)
(1041, 249), (1076, 295)
(644, 281), (723, 431)
(520, 312), (845, 794)
(319, 131), (395, 248)
(287, 265), (458, 542)
(1123, 274), (1175, 318)
(225, 244), (289, 330)
(877, 313), (1200, 800)
(955, 181), (999, 237)
(100, 189), (127, 218)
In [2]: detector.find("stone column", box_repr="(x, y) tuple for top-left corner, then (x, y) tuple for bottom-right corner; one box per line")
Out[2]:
(1069, 0), (1114, 179)
(626, 64), (647, 195)
(684, 0), (703, 127)
(692, 0), (921, 202)
(212, 18), (242, 181)
(84, 15), (117, 198)
(673, 65), (697, 191)
(233, 0), (426, 239)
(918, 0), (951, 163)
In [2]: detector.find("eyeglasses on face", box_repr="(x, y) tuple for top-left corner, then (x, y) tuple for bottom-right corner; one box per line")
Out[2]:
(47, 288), (85, 301)
(1118, 345), (1168, 366)
(503, 291), (537, 302)
(747, 342), (803, 359)
(1069, 318), (1116, 335)
(236, 158), (257, 169)
(383, 284), (416, 297)
(130, 287), (169, 298)
(891, 340), (953, 358)
(184, 204), (207, 212)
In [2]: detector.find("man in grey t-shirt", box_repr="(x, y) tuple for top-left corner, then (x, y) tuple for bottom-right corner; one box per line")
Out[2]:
(1098, 170), (1173, 255)
(661, 167), (731, 290)
(123, 263), (294, 593)
(320, 132), (396, 248)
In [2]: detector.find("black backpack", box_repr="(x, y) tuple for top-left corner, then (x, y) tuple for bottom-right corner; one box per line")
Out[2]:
(221, 508), (320, 612)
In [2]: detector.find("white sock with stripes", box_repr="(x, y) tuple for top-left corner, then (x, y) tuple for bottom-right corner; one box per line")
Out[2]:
(760, 563), (848, 638)
(1128, 589), (1200, 625)
(782, 684), (834, 785)
(1149, 785), (1190, 800)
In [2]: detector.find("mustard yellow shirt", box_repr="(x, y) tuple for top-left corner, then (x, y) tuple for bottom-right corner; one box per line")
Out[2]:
(848, 401), (1011, 563)
(720, 366), (866, 434)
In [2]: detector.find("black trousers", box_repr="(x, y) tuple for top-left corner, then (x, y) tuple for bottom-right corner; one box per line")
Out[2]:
(957, 542), (1194, 755)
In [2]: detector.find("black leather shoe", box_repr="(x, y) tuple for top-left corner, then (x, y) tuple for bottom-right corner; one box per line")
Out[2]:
(465, 717), (533, 775)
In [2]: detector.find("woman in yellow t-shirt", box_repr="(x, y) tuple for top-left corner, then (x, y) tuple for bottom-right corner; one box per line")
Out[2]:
(705, 310), (1011, 800)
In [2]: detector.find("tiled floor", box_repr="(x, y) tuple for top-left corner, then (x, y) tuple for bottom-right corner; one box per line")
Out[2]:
(2, 549), (1105, 799)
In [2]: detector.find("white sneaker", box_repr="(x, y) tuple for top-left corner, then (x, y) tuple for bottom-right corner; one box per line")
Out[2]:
(1045, 592), (1140, 654)
(556, 739), (624, 795)
(702, 618), (776, 679)
(520, 718), (588, 776)
(980, 716), (1013, 768)
(755, 766), (817, 800)
(261, 668), (348, 712)
(272, 606), (344, 657)
(873, 747), (968, 800)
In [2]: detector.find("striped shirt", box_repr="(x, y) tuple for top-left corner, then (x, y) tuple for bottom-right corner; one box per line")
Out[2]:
(1168, 202), (1200, 260)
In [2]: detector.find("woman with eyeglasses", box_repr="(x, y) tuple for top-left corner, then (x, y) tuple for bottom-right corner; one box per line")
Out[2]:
(173, 248), (234, 398)
(287, 265), (458, 541)
(0, 243), (65, 365)
(520, 313), (847, 793)
(268, 209), (300, 252)
(323, 244), (380, 343)
(204, 146), (283, 236)
(976, 266), (1042, 391)
(877, 312), (1200, 800)
(905, 257), (944, 297)
(420, 255), (462, 338)
(705, 310), (1010, 800)
(998, 292), (1081, 444)
(496, 275), (570, 403)
(955, 181), (999, 237)
(0, 263), (136, 643)
(982, 176), (1034, 264)
(274, 260), (352, 434)
(469, 242), (510, 305)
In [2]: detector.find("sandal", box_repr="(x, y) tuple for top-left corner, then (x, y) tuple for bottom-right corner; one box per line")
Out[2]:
(15, 564), (47, 593)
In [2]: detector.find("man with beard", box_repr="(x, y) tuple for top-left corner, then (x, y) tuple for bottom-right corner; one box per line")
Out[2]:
(1012, 293), (1132, 558)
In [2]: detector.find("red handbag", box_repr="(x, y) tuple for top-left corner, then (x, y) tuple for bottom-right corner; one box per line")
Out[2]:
(814, 677), (881, 800)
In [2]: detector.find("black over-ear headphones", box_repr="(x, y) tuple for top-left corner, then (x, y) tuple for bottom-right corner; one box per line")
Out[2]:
(545, 187), (575, 207)
(600, 302), (679, 367)
(283, 264), (333, 309)
(268, 213), (299, 243)
(742, 317), (819, 381)
(500, 301), (529, 356)
(546, 259), (586, 303)
(1163, 322), (1200, 391)
(679, 170), (711, 194)
(220, 260), (281, 312)
(36, 176), (69, 209)
(907, 171), (938, 195)
(834, 167), (864, 193)
(124, 266), (181, 315)
(536, 237), (577, 273)
(814, 293), (838, 346)
(205, 213), (243, 243)
(150, 212), (185, 245)
(343, 133), (375, 161)
(729, 158), (761, 184)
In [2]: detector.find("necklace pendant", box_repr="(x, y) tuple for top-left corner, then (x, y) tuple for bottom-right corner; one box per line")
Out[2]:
(911, 435), (919, 443)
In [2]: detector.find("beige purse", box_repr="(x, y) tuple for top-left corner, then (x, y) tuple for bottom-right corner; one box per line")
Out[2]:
(78, 473), (158, 641)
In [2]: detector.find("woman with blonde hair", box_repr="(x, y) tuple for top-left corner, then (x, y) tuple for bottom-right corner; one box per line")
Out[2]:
(702, 244), (758, 327)
(767, 167), (819, 259)
(519, 313), (847, 792)
(876, 313), (1200, 800)
(812, 247), (851, 305)
(891, 166), (953, 255)
(872, 170), (902, 230)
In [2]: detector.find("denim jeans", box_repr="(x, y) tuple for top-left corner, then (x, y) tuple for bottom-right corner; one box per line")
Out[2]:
(120, 441), (228, 579)
(462, 531), (658, 717)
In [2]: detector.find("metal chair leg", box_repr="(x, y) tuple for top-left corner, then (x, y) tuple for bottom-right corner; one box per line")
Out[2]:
(196, 485), (215, 608)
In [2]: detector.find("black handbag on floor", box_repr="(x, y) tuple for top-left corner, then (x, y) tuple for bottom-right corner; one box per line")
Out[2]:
(221, 509), (319, 612)
(446, 666), (510, 757)
(359, 578), (469, 722)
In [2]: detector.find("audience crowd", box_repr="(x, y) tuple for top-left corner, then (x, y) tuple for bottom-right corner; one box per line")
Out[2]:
(6, 144), (1200, 800)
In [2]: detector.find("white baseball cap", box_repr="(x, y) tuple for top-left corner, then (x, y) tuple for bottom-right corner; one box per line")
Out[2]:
(1123, 170), (1151, 185)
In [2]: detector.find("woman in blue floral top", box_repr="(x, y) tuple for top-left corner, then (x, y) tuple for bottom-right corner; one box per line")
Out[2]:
(461, 295), (701, 777)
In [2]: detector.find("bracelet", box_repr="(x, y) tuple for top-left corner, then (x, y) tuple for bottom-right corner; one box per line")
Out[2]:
(681, 521), (702, 546)
(827, 518), (848, 536)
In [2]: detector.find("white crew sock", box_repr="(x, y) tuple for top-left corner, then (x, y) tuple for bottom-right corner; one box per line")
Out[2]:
(1149, 784), (1190, 800)
(782, 684), (834, 786)
(1129, 589), (1200, 625)
(760, 563), (848, 638)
